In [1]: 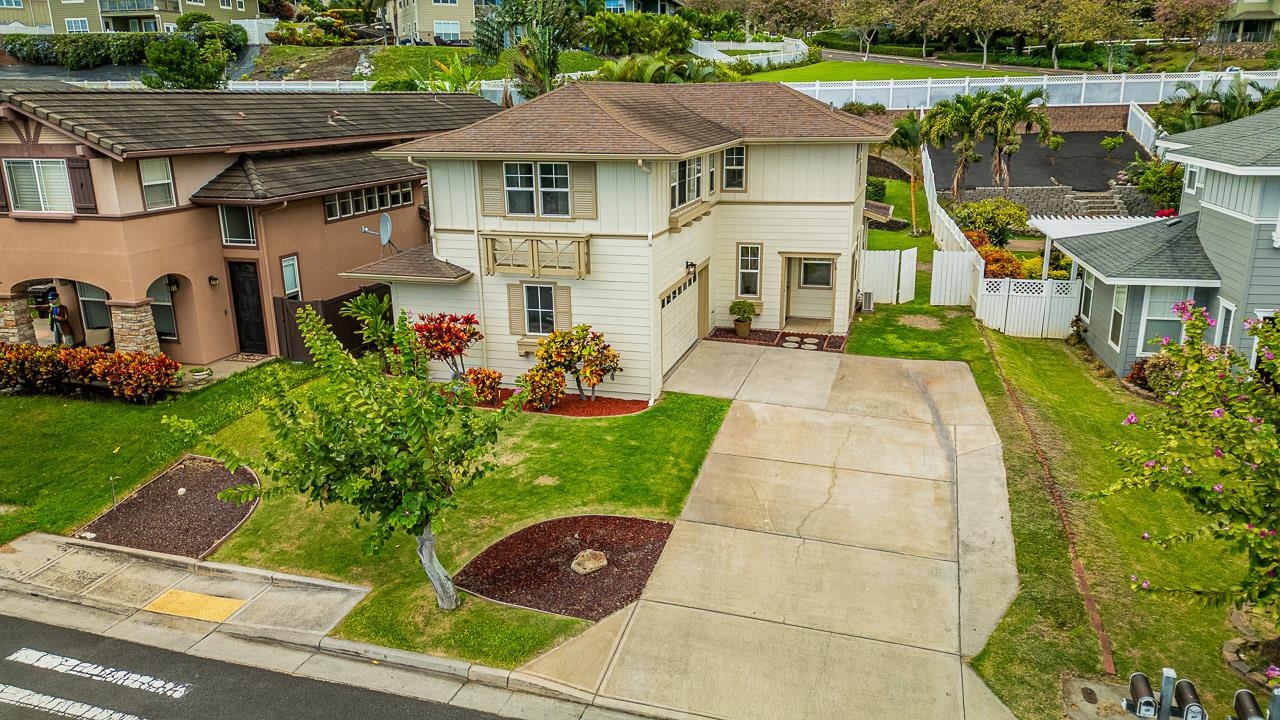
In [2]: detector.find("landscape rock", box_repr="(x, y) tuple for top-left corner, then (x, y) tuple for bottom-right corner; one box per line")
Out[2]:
(571, 549), (607, 576)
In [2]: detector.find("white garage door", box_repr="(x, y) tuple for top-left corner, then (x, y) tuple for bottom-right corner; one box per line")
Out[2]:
(660, 273), (700, 373)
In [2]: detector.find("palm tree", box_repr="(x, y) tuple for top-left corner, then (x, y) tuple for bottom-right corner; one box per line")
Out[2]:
(984, 87), (1052, 190)
(592, 52), (720, 84)
(876, 113), (923, 235)
(921, 92), (989, 201)
(1155, 76), (1271, 134)
(511, 23), (561, 99)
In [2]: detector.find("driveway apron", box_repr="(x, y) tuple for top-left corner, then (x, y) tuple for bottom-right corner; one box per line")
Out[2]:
(516, 343), (1018, 720)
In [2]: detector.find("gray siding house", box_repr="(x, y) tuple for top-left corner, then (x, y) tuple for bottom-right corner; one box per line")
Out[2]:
(1053, 108), (1280, 376)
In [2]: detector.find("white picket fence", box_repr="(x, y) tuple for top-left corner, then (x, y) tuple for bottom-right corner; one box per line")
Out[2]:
(1126, 101), (1164, 157)
(690, 38), (809, 68)
(790, 69), (1279, 110)
(860, 247), (917, 306)
(975, 278), (1081, 338)
(923, 145), (986, 307)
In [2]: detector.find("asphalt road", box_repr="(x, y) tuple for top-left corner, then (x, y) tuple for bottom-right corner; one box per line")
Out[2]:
(0, 615), (501, 720)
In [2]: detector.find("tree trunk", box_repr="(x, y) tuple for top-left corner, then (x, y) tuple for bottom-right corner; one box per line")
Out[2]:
(1106, 44), (1115, 73)
(1051, 42), (1058, 70)
(416, 525), (459, 611)
(574, 375), (586, 400)
(977, 33), (989, 69)
(921, 35), (928, 59)
(951, 161), (966, 201)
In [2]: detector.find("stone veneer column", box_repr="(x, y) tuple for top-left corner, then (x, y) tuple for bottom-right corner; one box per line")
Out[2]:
(0, 294), (37, 345)
(106, 299), (161, 355)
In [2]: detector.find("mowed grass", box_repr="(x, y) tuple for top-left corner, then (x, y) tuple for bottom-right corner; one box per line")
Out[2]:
(368, 46), (604, 82)
(0, 362), (318, 546)
(749, 60), (1031, 82)
(211, 392), (730, 667)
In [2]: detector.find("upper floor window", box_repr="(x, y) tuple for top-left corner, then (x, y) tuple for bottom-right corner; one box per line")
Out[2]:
(707, 152), (717, 196)
(433, 20), (461, 40)
(504, 162), (569, 217)
(139, 158), (176, 210)
(669, 157), (702, 210)
(65, 18), (89, 32)
(433, 0), (458, 4)
(0, 0), (24, 8)
(3, 159), (73, 213)
(219, 0), (231, 8)
(723, 146), (745, 190)
(324, 181), (414, 221)
(219, 206), (256, 246)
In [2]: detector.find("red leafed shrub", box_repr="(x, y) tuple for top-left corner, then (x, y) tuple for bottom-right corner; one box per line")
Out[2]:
(0, 343), (65, 392)
(92, 351), (181, 400)
(964, 230), (991, 249)
(516, 365), (566, 411)
(1124, 357), (1150, 391)
(464, 367), (503, 403)
(532, 325), (623, 400)
(979, 246), (1027, 279)
(412, 313), (483, 377)
(60, 346), (108, 384)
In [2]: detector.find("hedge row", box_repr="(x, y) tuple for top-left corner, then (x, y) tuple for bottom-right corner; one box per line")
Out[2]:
(810, 31), (935, 58)
(1, 23), (245, 70)
(0, 344), (180, 401)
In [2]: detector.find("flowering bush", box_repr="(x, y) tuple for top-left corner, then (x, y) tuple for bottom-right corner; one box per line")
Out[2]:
(532, 325), (622, 400)
(1154, 208), (1177, 218)
(412, 313), (483, 378)
(92, 352), (181, 400)
(1143, 352), (1181, 397)
(516, 365), (566, 411)
(464, 367), (503, 404)
(0, 342), (178, 400)
(979, 246), (1026, 279)
(1101, 300), (1280, 614)
(964, 230), (991, 249)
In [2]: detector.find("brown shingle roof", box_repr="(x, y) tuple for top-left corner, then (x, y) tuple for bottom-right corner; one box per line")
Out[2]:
(191, 148), (426, 204)
(382, 82), (894, 159)
(0, 90), (500, 159)
(341, 241), (472, 283)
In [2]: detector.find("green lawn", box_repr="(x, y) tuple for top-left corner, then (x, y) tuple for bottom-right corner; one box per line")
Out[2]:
(847, 233), (1246, 718)
(211, 391), (730, 668)
(368, 46), (604, 82)
(749, 60), (1032, 82)
(0, 362), (318, 546)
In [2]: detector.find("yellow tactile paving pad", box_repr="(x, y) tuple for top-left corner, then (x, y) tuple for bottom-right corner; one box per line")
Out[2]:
(143, 589), (246, 623)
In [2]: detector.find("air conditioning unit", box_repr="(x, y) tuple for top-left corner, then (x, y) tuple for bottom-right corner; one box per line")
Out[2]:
(861, 290), (874, 313)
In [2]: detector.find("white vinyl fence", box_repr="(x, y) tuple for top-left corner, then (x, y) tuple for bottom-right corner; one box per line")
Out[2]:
(1126, 102), (1163, 157)
(923, 145), (986, 307)
(975, 278), (1081, 338)
(690, 38), (809, 68)
(0, 23), (54, 35)
(232, 19), (278, 45)
(860, 247), (916, 306)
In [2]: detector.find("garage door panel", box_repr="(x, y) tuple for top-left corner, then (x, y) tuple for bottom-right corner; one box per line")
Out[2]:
(661, 275), (700, 374)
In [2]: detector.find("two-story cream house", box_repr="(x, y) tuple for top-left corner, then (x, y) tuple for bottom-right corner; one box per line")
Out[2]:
(344, 82), (892, 401)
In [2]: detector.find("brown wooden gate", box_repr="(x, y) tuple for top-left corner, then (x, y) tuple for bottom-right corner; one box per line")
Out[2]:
(273, 284), (390, 361)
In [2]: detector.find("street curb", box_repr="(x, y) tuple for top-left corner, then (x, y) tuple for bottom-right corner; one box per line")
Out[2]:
(0, 576), (135, 618)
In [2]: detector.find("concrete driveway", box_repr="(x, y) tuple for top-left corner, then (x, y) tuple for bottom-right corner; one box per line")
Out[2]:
(515, 342), (1018, 720)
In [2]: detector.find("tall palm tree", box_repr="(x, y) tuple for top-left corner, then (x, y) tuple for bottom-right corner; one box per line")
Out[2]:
(876, 112), (923, 235)
(984, 87), (1052, 190)
(1156, 76), (1270, 134)
(921, 92), (989, 201)
(511, 23), (561, 99)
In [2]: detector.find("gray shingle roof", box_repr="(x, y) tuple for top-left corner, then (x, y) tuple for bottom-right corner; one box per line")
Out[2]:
(1158, 107), (1280, 170)
(342, 241), (472, 283)
(0, 90), (500, 158)
(191, 148), (426, 204)
(1054, 212), (1221, 285)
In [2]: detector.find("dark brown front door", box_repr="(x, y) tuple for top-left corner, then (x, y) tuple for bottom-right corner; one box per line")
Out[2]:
(228, 261), (268, 354)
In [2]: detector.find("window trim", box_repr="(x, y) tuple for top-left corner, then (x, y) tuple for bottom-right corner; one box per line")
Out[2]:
(75, 282), (111, 331)
(707, 152), (717, 197)
(138, 158), (176, 211)
(146, 277), (179, 342)
(0, 0), (24, 8)
(1184, 166), (1202, 194)
(799, 258), (833, 289)
(2, 158), (73, 214)
(722, 146), (746, 192)
(323, 181), (414, 222)
(1136, 286), (1189, 357)
(1215, 298), (1237, 347)
(219, 0), (231, 8)
(1080, 271), (1095, 322)
(281, 255), (302, 301)
(737, 243), (762, 298)
(502, 161), (570, 218)
(219, 205), (257, 247)
(669, 157), (702, 211)
(1108, 285), (1127, 351)
(432, 19), (461, 40)
(523, 282), (555, 336)
(64, 17), (90, 32)
(1250, 309), (1276, 369)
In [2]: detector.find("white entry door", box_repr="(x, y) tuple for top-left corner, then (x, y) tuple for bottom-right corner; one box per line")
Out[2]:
(660, 273), (700, 374)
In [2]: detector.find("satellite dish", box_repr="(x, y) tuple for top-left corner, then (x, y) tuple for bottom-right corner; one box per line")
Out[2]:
(360, 212), (399, 257)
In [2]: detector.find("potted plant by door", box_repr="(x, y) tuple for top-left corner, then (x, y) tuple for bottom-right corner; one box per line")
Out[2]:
(729, 300), (756, 339)
(189, 367), (213, 385)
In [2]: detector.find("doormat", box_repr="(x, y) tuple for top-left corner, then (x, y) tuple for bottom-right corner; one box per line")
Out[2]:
(706, 327), (846, 353)
(225, 353), (269, 362)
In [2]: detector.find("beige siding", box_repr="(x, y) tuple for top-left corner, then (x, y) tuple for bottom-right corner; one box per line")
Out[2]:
(729, 143), (859, 203)
(111, 154), (233, 215)
(397, 0), (476, 40)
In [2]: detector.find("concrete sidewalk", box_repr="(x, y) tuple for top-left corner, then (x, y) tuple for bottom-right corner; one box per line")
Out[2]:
(0, 534), (632, 720)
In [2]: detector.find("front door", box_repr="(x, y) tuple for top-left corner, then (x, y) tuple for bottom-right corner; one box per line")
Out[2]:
(227, 262), (268, 354)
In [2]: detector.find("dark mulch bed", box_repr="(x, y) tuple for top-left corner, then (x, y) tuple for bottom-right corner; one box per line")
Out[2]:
(930, 131), (1149, 191)
(707, 326), (848, 353)
(483, 387), (649, 417)
(79, 455), (257, 559)
(453, 515), (673, 621)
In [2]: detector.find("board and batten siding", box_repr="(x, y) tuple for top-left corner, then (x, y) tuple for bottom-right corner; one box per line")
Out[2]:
(726, 143), (859, 203)
(1199, 168), (1268, 218)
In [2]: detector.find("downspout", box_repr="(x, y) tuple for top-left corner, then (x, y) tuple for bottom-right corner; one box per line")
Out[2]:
(257, 200), (288, 355)
(637, 158), (657, 405)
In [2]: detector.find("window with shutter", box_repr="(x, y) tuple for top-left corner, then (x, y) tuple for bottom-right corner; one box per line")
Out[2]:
(3, 159), (73, 213)
(569, 163), (596, 219)
(65, 158), (96, 214)
(480, 161), (505, 217)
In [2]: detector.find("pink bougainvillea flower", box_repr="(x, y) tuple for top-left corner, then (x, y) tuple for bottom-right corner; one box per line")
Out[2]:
(1160, 336), (1171, 346)
(1211, 407), (1225, 418)
(1268, 666), (1280, 681)
(1214, 447), (1224, 458)
(1141, 532), (1151, 540)
(1213, 484), (1224, 493)
(1144, 459), (1158, 469)
(1130, 574), (1138, 582)
(1141, 579), (1150, 590)
(1123, 412), (1139, 425)
(1183, 467), (1193, 475)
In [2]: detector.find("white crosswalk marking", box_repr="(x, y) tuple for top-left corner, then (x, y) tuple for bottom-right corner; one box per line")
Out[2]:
(0, 682), (148, 720)
(5, 648), (191, 699)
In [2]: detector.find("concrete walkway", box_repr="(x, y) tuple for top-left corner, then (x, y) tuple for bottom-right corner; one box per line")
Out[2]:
(515, 343), (1019, 720)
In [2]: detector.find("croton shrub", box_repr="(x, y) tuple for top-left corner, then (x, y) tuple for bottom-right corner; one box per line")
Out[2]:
(412, 312), (483, 378)
(516, 365), (566, 411)
(531, 325), (622, 401)
(464, 367), (503, 404)
(0, 343), (180, 400)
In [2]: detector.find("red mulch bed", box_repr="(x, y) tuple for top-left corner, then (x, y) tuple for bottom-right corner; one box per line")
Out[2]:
(453, 515), (672, 621)
(78, 455), (258, 559)
(481, 388), (649, 417)
(706, 326), (847, 353)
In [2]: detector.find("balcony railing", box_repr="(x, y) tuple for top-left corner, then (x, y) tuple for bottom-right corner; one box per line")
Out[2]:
(99, 0), (179, 13)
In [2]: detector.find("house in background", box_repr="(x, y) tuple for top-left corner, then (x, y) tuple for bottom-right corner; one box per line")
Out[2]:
(0, 0), (256, 35)
(0, 88), (499, 363)
(345, 82), (891, 401)
(1217, 0), (1279, 42)
(1052, 107), (1280, 376)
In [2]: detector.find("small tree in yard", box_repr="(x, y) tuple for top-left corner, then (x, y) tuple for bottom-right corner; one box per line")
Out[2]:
(834, 0), (895, 58)
(1100, 302), (1280, 628)
(412, 312), (483, 378)
(952, 197), (1029, 248)
(1061, 0), (1140, 73)
(878, 112), (923, 235)
(532, 324), (622, 401)
(168, 307), (514, 611)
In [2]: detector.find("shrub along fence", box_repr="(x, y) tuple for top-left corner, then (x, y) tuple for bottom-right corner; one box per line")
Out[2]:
(0, 343), (180, 401)
(1, 24), (247, 70)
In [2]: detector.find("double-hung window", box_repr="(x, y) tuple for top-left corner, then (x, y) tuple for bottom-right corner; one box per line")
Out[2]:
(281, 256), (302, 301)
(1216, 299), (1236, 347)
(65, 18), (89, 32)
(669, 157), (702, 210)
(219, 206), (256, 246)
(3, 159), (73, 213)
(1080, 272), (1095, 321)
(146, 277), (178, 341)
(503, 162), (569, 217)
(707, 153), (717, 196)
(723, 146), (745, 190)
(1139, 286), (1189, 354)
(800, 258), (832, 288)
(1108, 286), (1127, 350)
(524, 284), (555, 335)
(738, 244), (761, 297)
(604, 0), (625, 11)
(75, 283), (111, 330)
(139, 158), (175, 210)
(433, 20), (461, 40)
(0, 0), (24, 8)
